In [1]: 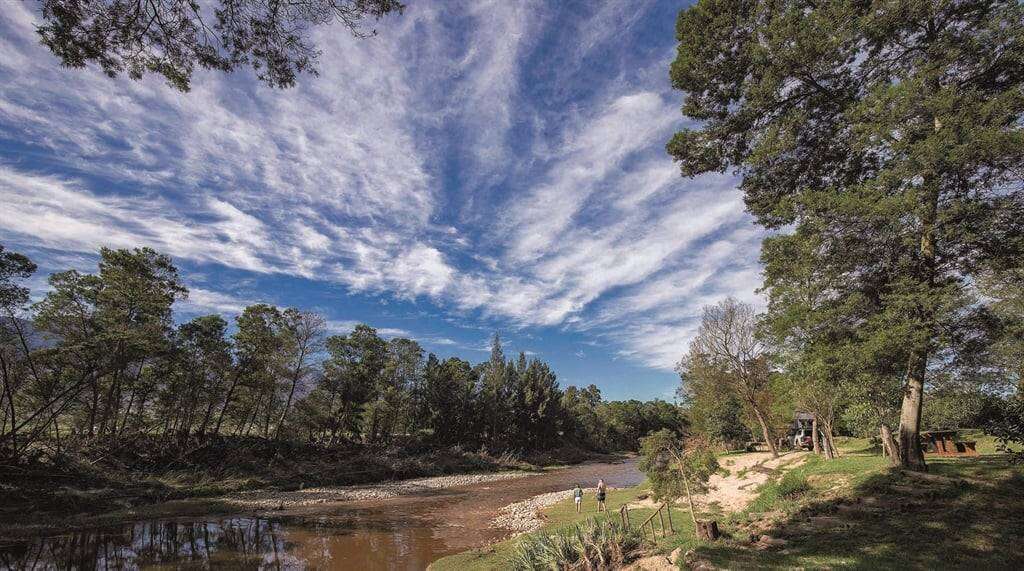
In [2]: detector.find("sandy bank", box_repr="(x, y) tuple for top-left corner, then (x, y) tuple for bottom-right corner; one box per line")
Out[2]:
(222, 471), (539, 509)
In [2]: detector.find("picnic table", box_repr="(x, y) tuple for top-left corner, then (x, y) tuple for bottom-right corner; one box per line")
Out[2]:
(921, 430), (978, 457)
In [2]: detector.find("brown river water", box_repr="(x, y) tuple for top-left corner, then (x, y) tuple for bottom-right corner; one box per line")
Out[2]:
(0, 460), (642, 570)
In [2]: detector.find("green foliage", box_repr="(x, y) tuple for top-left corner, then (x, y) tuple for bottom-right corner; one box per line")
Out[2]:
(922, 386), (1002, 431)
(979, 268), (1024, 391)
(1, 244), (685, 461)
(683, 386), (751, 450)
(986, 397), (1024, 463)
(598, 399), (688, 452)
(509, 518), (642, 571)
(638, 429), (719, 503)
(669, 0), (1024, 468)
(35, 0), (405, 91)
(0, 244), (36, 311)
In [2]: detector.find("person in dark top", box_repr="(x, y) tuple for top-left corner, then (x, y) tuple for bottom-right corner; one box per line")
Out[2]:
(596, 478), (607, 512)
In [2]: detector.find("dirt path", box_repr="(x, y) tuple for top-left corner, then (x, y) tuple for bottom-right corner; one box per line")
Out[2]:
(702, 450), (808, 512)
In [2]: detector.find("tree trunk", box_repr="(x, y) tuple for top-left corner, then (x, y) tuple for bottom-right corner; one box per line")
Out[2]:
(275, 366), (302, 439)
(751, 405), (778, 457)
(897, 146), (940, 472)
(897, 350), (928, 471)
(214, 372), (242, 436)
(811, 416), (821, 455)
(0, 354), (16, 454)
(880, 423), (899, 466)
(88, 378), (100, 437)
(682, 469), (698, 526)
(198, 396), (217, 438)
(821, 418), (837, 459)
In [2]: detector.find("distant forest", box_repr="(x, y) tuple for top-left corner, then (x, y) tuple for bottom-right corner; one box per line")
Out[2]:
(0, 244), (685, 461)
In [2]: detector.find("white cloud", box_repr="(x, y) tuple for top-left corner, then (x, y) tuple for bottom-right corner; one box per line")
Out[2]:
(324, 320), (411, 339)
(179, 287), (253, 315)
(0, 2), (769, 375)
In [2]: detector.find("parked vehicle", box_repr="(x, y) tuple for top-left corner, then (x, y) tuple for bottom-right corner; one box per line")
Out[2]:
(792, 428), (814, 450)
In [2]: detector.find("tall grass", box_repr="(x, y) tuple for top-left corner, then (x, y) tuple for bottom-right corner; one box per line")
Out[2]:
(777, 471), (811, 498)
(509, 518), (643, 570)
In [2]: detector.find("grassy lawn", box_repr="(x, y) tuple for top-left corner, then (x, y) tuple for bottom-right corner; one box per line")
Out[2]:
(430, 481), (705, 570)
(432, 434), (1023, 570)
(696, 433), (1024, 570)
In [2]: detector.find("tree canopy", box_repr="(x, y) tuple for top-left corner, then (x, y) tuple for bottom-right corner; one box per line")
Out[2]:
(669, 0), (1024, 471)
(36, 0), (406, 91)
(0, 243), (687, 460)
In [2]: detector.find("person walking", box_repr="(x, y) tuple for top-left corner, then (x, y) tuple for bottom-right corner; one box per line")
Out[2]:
(573, 483), (584, 513)
(596, 478), (607, 512)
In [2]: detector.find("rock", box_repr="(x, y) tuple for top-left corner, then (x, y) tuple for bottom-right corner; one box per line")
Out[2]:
(747, 510), (785, 520)
(224, 471), (536, 509)
(624, 555), (675, 571)
(491, 487), (600, 533)
(808, 516), (842, 529)
(682, 550), (717, 571)
(755, 535), (787, 549)
(669, 547), (683, 564)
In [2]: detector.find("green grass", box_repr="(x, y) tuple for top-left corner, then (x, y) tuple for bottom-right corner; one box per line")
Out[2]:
(430, 481), (705, 571)
(694, 438), (1024, 570)
(434, 432), (1024, 570)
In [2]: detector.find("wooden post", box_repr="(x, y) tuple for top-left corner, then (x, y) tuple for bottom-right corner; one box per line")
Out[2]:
(659, 509), (666, 537)
(666, 504), (674, 532)
(695, 520), (720, 541)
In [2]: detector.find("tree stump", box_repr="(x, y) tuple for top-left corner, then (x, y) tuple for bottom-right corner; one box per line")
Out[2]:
(695, 519), (720, 541)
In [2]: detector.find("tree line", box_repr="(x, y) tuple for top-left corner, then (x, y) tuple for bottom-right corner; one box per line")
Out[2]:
(0, 244), (684, 461)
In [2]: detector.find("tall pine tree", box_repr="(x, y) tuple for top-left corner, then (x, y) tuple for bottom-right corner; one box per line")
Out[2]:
(669, 0), (1024, 470)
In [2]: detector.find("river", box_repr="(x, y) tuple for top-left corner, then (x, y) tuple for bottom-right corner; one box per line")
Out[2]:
(0, 460), (642, 570)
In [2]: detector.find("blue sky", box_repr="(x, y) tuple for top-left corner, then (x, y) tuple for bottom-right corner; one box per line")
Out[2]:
(0, 1), (764, 401)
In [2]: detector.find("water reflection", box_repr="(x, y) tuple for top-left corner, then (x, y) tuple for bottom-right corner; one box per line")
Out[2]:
(1, 518), (302, 570)
(1, 513), (468, 570)
(0, 460), (643, 570)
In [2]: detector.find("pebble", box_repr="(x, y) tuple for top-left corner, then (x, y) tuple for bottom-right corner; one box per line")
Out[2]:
(225, 472), (535, 509)
(492, 487), (605, 534)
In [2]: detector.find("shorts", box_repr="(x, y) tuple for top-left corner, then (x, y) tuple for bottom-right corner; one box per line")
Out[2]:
(574, 497), (582, 504)
(597, 492), (606, 502)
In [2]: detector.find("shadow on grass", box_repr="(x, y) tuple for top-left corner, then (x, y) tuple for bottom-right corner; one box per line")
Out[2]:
(699, 458), (1024, 570)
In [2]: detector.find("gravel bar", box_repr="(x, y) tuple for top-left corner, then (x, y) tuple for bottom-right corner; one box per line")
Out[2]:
(224, 471), (537, 509)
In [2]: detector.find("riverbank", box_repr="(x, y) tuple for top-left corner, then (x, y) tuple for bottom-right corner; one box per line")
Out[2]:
(0, 458), (644, 569)
(431, 434), (1024, 570)
(428, 449), (804, 571)
(0, 435), (618, 536)
(429, 479), (687, 570)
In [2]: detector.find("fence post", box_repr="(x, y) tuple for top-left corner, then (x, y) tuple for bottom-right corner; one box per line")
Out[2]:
(666, 504), (674, 532)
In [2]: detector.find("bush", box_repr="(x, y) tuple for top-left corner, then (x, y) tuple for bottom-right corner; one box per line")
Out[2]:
(509, 518), (642, 570)
(777, 471), (811, 498)
(985, 397), (1024, 463)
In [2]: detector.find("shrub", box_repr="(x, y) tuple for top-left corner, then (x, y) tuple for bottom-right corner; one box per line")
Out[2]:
(986, 397), (1024, 463)
(509, 518), (642, 570)
(777, 471), (811, 498)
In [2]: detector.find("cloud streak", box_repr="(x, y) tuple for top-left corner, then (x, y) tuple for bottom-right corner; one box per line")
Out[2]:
(0, 2), (765, 374)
